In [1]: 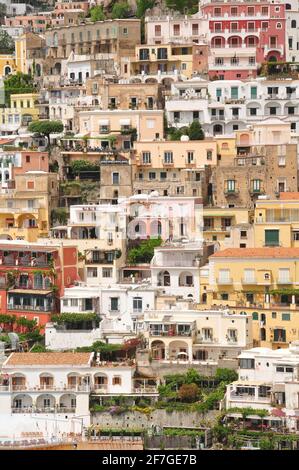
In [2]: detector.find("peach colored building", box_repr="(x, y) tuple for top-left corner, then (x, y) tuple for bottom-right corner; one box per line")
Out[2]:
(77, 110), (164, 142)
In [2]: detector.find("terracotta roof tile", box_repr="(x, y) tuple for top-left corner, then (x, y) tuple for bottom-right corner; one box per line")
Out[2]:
(279, 192), (299, 200)
(211, 247), (299, 259)
(5, 352), (93, 366)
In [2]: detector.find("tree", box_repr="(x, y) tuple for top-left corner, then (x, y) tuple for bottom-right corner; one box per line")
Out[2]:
(165, 0), (198, 14)
(188, 120), (205, 140)
(127, 238), (162, 264)
(136, 0), (155, 18)
(215, 368), (238, 384)
(178, 383), (200, 403)
(70, 159), (100, 175)
(4, 72), (36, 104)
(185, 368), (201, 385)
(111, 2), (131, 19)
(0, 3), (7, 23)
(89, 5), (106, 22)
(0, 30), (14, 54)
(28, 120), (63, 146)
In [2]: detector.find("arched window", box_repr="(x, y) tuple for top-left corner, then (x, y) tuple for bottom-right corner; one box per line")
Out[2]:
(4, 66), (11, 76)
(291, 20), (297, 28)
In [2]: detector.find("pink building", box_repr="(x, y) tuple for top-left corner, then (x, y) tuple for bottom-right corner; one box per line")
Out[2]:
(201, 0), (286, 80)
(5, 16), (50, 34)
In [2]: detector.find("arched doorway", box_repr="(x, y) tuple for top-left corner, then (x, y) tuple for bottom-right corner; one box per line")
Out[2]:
(151, 340), (165, 360)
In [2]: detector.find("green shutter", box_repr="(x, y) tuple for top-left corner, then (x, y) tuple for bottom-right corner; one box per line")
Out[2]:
(252, 312), (259, 320)
(265, 229), (279, 246)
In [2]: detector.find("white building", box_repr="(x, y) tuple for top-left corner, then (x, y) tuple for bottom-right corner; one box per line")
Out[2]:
(145, 12), (208, 45)
(150, 241), (204, 300)
(0, 352), (142, 439)
(285, 0), (299, 62)
(165, 77), (299, 136)
(226, 342), (299, 432)
(144, 307), (252, 363)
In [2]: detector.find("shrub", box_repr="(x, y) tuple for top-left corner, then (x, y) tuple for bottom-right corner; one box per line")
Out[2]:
(178, 383), (200, 403)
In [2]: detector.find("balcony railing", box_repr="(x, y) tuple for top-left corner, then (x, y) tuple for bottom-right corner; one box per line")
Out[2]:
(7, 304), (53, 312)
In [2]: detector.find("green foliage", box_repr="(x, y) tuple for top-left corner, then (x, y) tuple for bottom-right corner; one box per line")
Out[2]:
(4, 72), (36, 104)
(197, 383), (226, 412)
(169, 121), (205, 141)
(76, 340), (122, 354)
(51, 312), (99, 324)
(165, 0), (198, 14)
(89, 5), (106, 22)
(127, 237), (162, 264)
(70, 159), (100, 175)
(163, 428), (205, 438)
(136, 0), (155, 18)
(28, 120), (63, 138)
(178, 383), (200, 403)
(226, 407), (269, 419)
(0, 314), (16, 324)
(111, 2), (131, 19)
(185, 368), (202, 385)
(158, 384), (178, 400)
(215, 368), (238, 384)
(51, 208), (69, 225)
(0, 30), (14, 54)
(30, 344), (49, 353)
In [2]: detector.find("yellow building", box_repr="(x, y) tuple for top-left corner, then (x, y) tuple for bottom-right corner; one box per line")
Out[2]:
(0, 55), (19, 78)
(254, 193), (299, 248)
(131, 44), (194, 79)
(0, 93), (39, 131)
(203, 207), (253, 248)
(202, 247), (299, 349)
(215, 136), (237, 165)
(0, 172), (59, 242)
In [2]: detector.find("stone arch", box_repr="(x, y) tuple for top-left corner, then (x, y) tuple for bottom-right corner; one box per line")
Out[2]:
(151, 340), (165, 360)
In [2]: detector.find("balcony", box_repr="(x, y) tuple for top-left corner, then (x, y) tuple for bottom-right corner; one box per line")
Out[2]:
(217, 277), (233, 285)
(242, 277), (256, 285)
(224, 188), (239, 196)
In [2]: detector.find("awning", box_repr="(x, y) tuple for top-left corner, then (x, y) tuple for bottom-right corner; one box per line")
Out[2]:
(99, 119), (109, 125)
(8, 289), (53, 295)
(119, 119), (131, 126)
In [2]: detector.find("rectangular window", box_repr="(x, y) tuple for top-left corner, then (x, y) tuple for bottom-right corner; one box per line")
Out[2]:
(70, 299), (78, 307)
(142, 152), (151, 164)
(278, 268), (290, 284)
(227, 179), (235, 192)
(253, 179), (261, 192)
(155, 25), (161, 36)
(265, 229), (279, 247)
(133, 297), (143, 312)
(112, 376), (122, 385)
(243, 269), (255, 283)
(173, 24), (180, 36)
(282, 313), (290, 321)
(240, 358), (255, 369)
(149, 172), (156, 180)
(250, 87), (257, 99)
(218, 269), (230, 283)
(187, 151), (194, 163)
(231, 87), (238, 99)
(160, 172), (167, 180)
(87, 267), (97, 278)
(112, 173), (119, 185)
(102, 268), (112, 278)
(110, 297), (119, 311)
(164, 151), (173, 164)
(27, 181), (34, 190)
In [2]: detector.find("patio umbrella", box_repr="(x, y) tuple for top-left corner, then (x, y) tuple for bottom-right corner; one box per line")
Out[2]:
(176, 352), (188, 358)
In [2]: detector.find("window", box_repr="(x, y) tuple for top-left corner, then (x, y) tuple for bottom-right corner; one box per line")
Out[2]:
(174, 111), (180, 120)
(207, 150), (213, 160)
(164, 151), (173, 164)
(218, 269), (231, 283)
(187, 151), (194, 163)
(261, 22), (268, 31)
(63, 299), (68, 307)
(70, 299), (78, 307)
(173, 24), (180, 36)
(26, 155), (30, 163)
(247, 6), (254, 15)
(252, 312), (259, 320)
(112, 376), (122, 385)
(146, 119), (155, 129)
(240, 358), (255, 369)
(123, 27), (128, 35)
(193, 111), (199, 120)
(265, 229), (279, 247)
(220, 293), (229, 301)
(250, 87), (257, 99)
(282, 313), (290, 321)
(276, 366), (284, 373)
(87, 267), (97, 278)
(142, 152), (151, 164)
(278, 268), (290, 284)
(231, 7), (238, 15)
(112, 173), (119, 185)
(272, 312), (277, 319)
(291, 20), (297, 28)
(276, 22), (282, 29)
(149, 172), (156, 180)
(227, 179), (235, 192)
(252, 179), (261, 192)
(110, 297), (119, 311)
(244, 269), (255, 283)
(248, 56), (255, 65)
(269, 107), (277, 116)
(155, 25), (161, 36)
(133, 297), (142, 312)
(102, 268), (112, 278)
(231, 87), (238, 99)
(160, 172), (167, 180)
